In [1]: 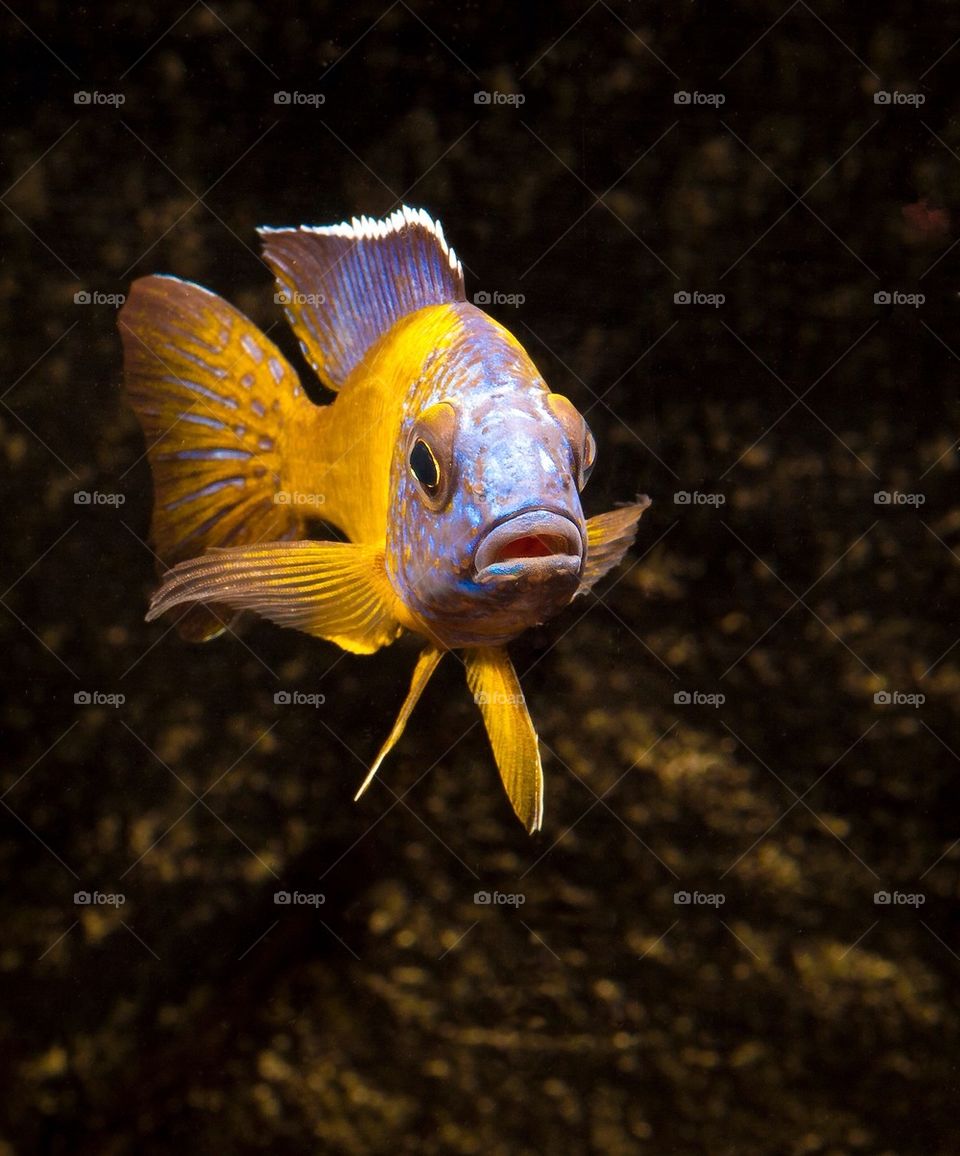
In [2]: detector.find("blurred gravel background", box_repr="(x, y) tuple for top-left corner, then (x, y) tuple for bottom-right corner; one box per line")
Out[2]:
(2, 2), (960, 1153)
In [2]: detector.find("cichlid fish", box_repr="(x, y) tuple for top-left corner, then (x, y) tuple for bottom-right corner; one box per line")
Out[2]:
(119, 206), (650, 832)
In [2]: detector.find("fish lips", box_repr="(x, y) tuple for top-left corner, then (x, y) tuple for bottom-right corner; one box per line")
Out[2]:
(473, 509), (585, 585)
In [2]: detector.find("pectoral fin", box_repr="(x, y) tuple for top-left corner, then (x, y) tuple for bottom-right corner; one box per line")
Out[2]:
(465, 646), (543, 833)
(354, 645), (444, 800)
(146, 540), (402, 655)
(578, 498), (652, 593)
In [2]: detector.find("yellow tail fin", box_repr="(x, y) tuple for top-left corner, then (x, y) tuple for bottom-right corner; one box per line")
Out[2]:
(119, 275), (318, 639)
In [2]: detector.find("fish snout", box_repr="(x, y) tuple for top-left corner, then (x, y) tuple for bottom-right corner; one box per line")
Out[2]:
(473, 509), (584, 584)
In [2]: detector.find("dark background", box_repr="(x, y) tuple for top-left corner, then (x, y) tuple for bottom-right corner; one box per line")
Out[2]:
(2, 2), (959, 1153)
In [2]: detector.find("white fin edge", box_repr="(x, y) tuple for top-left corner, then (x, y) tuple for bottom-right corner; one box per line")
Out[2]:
(259, 205), (462, 280)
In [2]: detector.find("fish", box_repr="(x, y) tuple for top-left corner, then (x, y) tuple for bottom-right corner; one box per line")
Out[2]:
(118, 206), (650, 833)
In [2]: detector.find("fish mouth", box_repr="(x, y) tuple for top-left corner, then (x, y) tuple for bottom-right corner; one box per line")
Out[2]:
(474, 509), (584, 584)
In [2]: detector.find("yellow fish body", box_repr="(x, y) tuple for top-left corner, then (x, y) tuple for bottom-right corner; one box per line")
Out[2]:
(119, 206), (649, 832)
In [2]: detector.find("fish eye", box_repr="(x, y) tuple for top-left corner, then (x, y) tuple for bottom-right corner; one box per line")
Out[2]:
(581, 426), (596, 489)
(407, 400), (457, 508)
(410, 438), (440, 493)
(547, 392), (595, 491)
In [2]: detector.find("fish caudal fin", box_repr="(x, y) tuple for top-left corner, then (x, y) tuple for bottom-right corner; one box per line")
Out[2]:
(354, 645), (445, 801)
(119, 275), (318, 640)
(146, 540), (403, 655)
(258, 206), (465, 391)
(465, 646), (543, 833)
(579, 499), (652, 593)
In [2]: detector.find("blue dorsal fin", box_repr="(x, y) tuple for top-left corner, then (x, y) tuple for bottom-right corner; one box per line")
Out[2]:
(258, 205), (465, 392)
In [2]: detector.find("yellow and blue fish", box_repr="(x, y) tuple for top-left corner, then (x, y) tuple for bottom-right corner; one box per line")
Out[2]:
(119, 206), (649, 832)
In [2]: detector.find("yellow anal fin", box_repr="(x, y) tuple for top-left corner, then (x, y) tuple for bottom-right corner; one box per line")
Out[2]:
(354, 645), (444, 801)
(146, 540), (402, 655)
(465, 646), (543, 833)
(579, 498), (652, 593)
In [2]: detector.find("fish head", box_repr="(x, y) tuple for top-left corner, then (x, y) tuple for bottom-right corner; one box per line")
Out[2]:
(386, 305), (596, 648)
